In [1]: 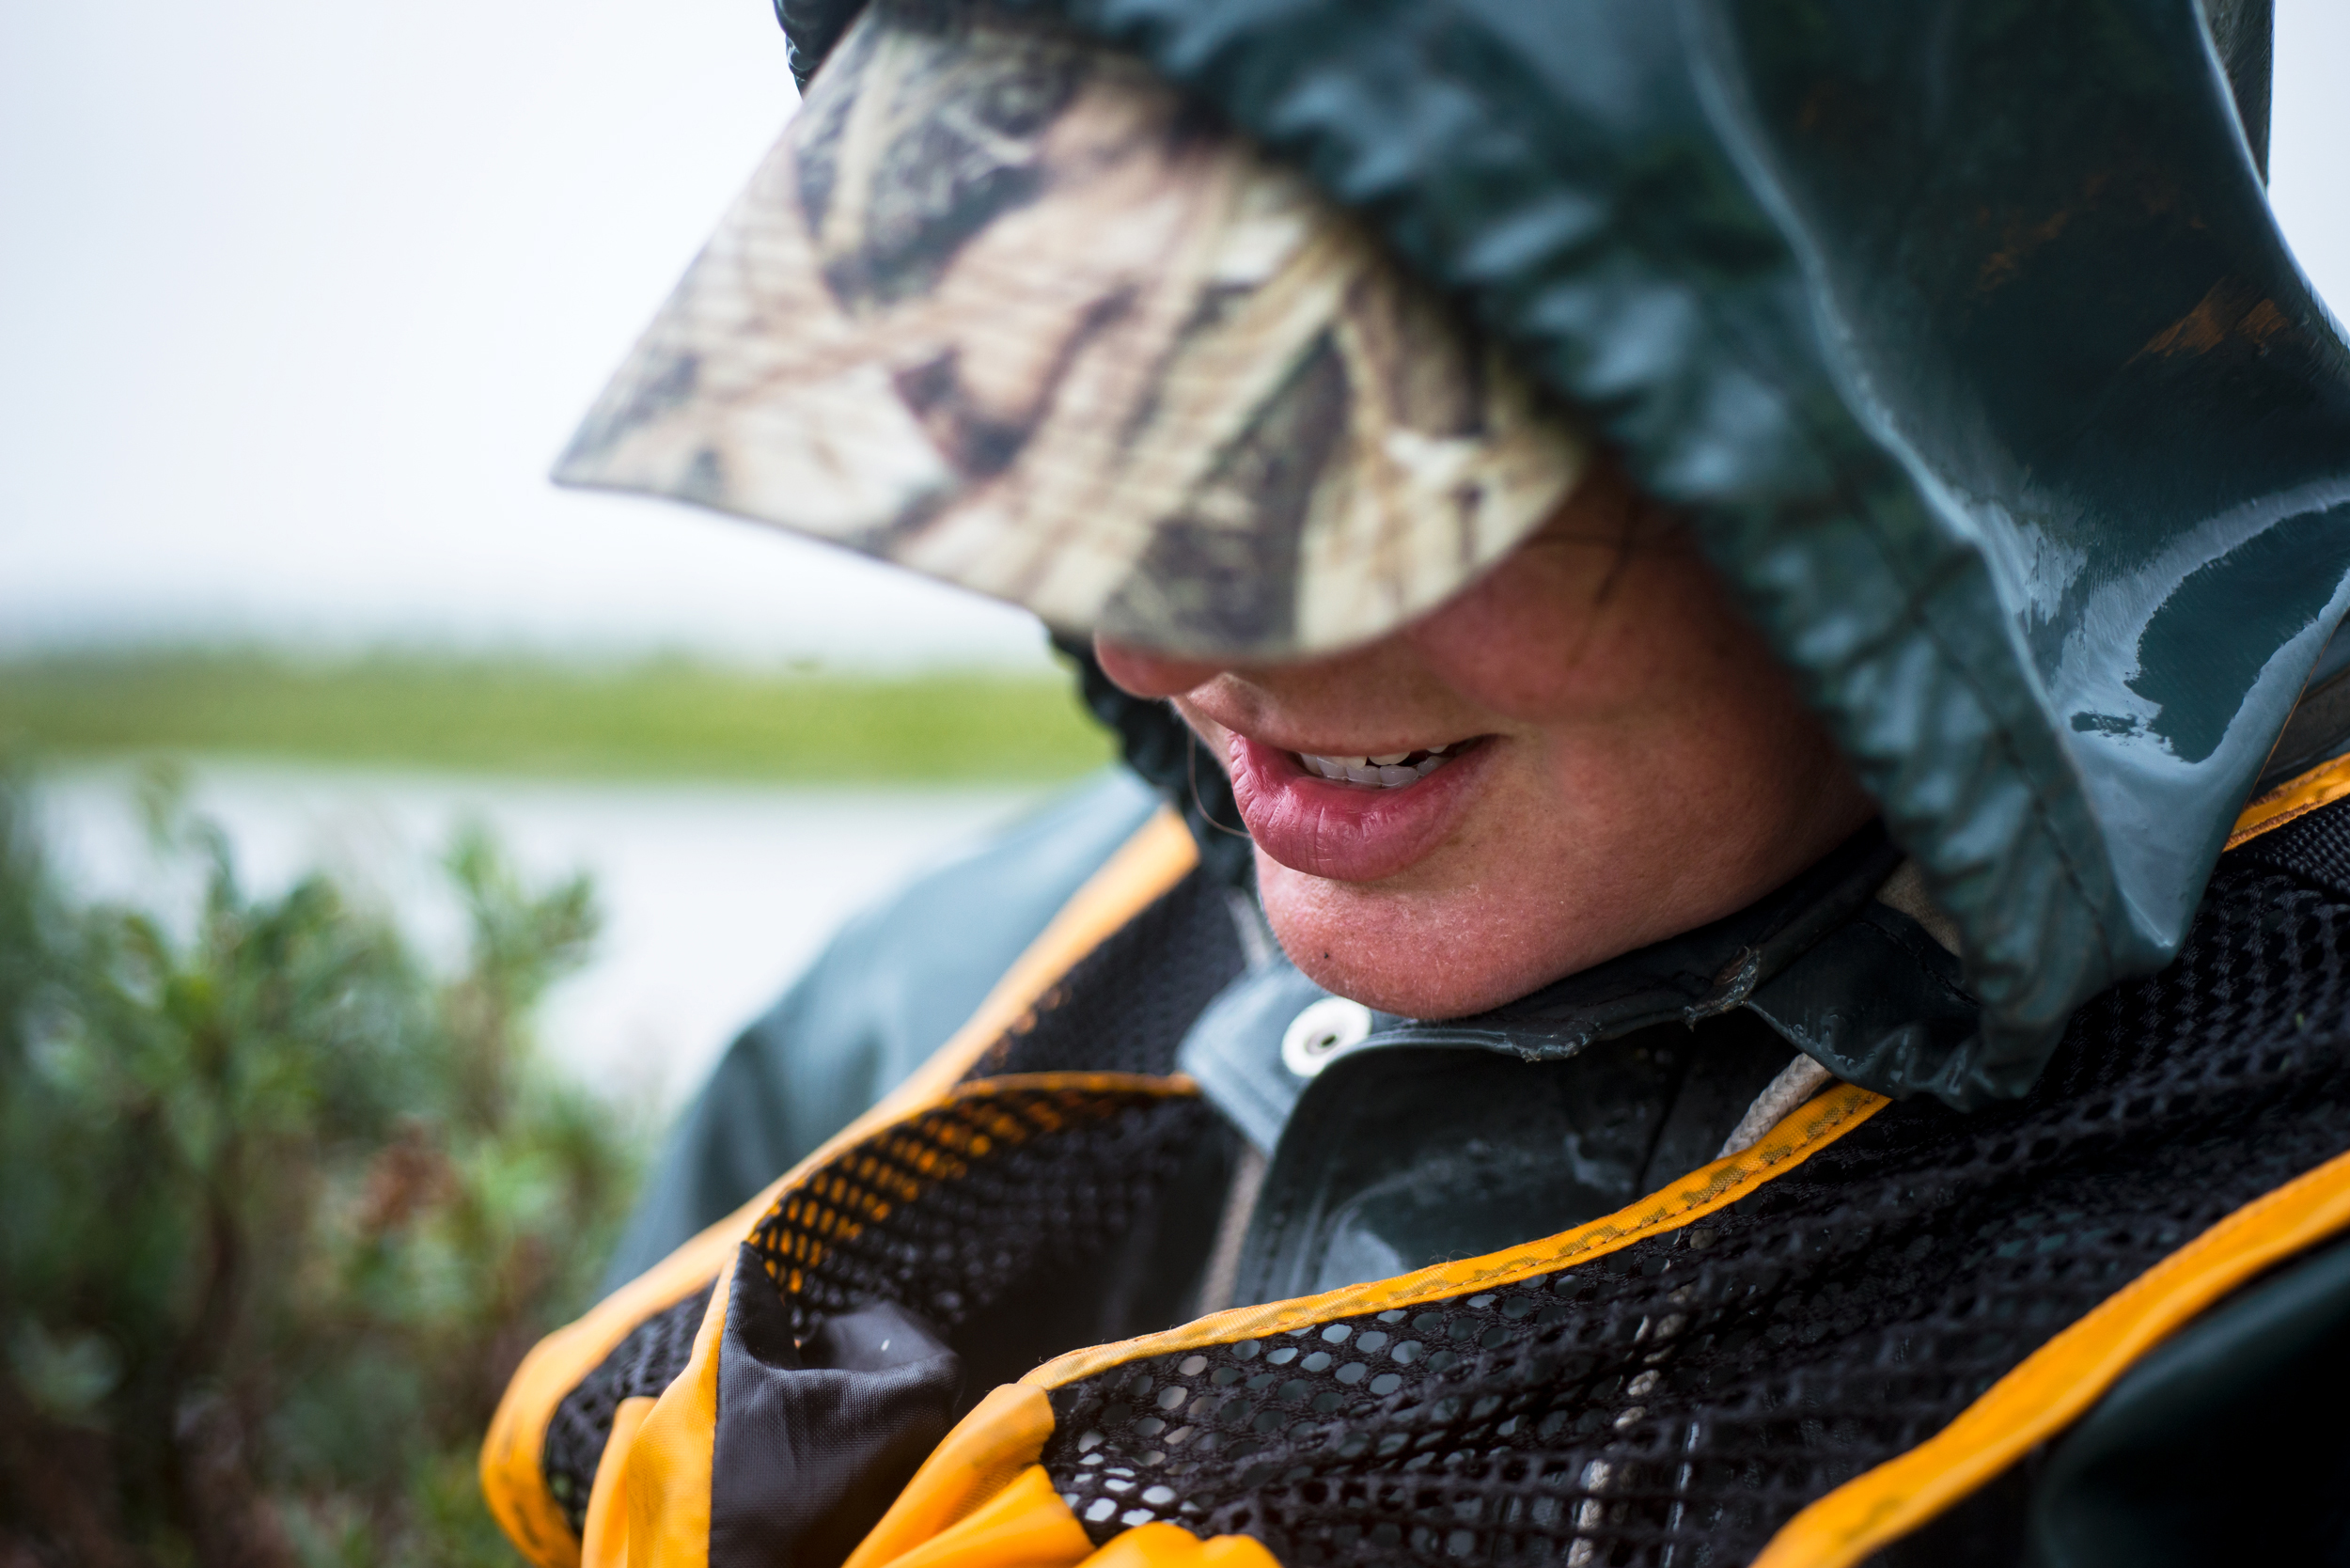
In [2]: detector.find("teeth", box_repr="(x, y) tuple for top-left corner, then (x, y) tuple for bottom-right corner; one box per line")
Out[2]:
(1297, 746), (1462, 789)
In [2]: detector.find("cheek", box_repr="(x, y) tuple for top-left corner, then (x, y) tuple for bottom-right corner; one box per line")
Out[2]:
(1404, 544), (1746, 722)
(1402, 561), (1592, 718)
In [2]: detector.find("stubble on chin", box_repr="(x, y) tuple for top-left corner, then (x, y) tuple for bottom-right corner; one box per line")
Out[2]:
(1252, 851), (1603, 1020)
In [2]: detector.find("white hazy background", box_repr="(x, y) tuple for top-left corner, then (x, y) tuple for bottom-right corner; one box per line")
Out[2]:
(0, 0), (1047, 668)
(6, 1), (2350, 1107)
(5, 0), (2348, 667)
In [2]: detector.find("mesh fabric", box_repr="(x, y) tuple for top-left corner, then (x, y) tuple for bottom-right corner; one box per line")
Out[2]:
(543, 1291), (708, 1532)
(2240, 796), (2350, 904)
(538, 865), (1244, 1537)
(743, 1083), (1214, 1339)
(973, 866), (1246, 1079)
(1043, 836), (2350, 1564)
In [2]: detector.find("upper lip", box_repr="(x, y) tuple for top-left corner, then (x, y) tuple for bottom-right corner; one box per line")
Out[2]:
(1292, 743), (1461, 760)
(1217, 722), (1480, 759)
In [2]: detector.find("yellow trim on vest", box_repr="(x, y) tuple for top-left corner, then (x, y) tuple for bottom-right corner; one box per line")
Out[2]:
(619, 1278), (729, 1568)
(2228, 750), (2350, 849)
(1081, 1524), (1282, 1568)
(554, 1070), (1198, 1568)
(876, 1466), (1092, 1568)
(482, 1178), (780, 1568)
(1752, 1139), (2350, 1568)
(480, 808), (1199, 1568)
(842, 1385), (1073, 1568)
(837, 1083), (1885, 1568)
(1026, 1081), (1888, 1391)
(838, 1386), (1279, 1568)
(582, 1396), (654, 1568)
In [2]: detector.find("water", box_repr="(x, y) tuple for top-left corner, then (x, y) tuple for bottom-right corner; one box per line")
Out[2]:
(30, 762), (1054, 1107)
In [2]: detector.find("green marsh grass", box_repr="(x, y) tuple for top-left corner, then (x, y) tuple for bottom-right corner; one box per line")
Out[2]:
(0, 650), (1115, 781)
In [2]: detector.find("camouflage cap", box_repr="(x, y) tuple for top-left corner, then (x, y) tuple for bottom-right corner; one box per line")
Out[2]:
(556, 0), (1591, 660)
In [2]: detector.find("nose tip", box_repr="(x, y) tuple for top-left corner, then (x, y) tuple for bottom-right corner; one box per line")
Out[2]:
(1090, 634), (1226, 698)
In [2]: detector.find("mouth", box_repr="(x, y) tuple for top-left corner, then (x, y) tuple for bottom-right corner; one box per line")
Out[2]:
(1225, 732), (1495, 883)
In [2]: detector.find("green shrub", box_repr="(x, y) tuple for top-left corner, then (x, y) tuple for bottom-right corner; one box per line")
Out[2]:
(0, 768), (645, 1566)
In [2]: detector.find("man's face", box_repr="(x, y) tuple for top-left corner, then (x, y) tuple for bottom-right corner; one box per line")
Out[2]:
(1095, 463), (1877, 1019)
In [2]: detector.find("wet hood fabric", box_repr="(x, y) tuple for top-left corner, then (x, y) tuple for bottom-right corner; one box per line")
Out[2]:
(775, 0), (2350, 1106)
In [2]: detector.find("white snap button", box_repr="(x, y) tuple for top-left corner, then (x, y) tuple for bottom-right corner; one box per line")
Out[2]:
(1280, 996), (1374, 1078)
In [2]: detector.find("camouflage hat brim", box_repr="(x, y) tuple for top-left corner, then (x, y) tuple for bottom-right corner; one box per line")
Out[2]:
(556, 0), (1591, 661)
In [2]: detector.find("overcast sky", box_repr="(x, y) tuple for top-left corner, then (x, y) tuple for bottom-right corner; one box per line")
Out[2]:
(4, 1), (2347, 669)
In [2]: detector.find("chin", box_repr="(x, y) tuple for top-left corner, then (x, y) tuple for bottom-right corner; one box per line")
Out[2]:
(1254, 854), (1607, 1020)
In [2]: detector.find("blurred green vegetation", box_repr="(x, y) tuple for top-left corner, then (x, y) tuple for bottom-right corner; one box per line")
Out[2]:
(0, 766), (645, 1565)
(0, 650), (1115, 781)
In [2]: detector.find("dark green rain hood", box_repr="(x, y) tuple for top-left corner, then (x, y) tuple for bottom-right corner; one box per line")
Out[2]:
(776, 0), (2350, 1108)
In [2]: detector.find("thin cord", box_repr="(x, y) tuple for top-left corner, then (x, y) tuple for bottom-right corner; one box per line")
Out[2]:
(1717, 1055), (1834, 1159)
(1188, 731), (1252, 839)
(1196, 1143), (1270, 1315)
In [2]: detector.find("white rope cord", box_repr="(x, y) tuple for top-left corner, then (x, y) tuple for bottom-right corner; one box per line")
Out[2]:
(1717, 1053), (1836, 1159)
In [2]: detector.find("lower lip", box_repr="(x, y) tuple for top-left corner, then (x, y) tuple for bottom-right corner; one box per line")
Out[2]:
(1225, 735), (1492, 883)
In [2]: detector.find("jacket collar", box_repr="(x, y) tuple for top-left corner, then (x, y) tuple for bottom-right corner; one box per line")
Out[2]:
(1180, 823), (1976, 1152)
